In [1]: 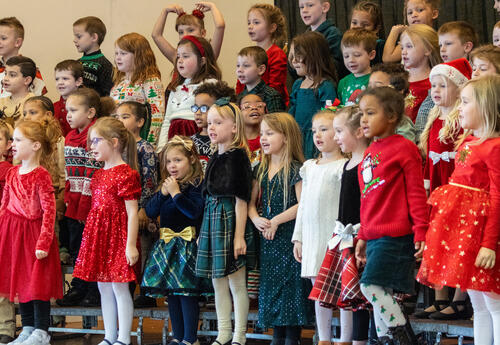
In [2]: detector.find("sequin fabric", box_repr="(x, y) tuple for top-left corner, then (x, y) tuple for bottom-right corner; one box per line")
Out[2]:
(73, 164), (141, 283)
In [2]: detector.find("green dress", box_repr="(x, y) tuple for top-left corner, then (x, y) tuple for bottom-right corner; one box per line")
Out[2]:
(257, 162), (314, 328)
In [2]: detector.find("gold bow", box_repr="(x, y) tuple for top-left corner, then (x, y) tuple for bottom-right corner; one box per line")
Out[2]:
(159, 226), (195, 243)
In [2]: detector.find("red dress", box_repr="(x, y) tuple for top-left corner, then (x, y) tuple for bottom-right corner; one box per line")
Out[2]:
(417, 136), (500, 294)
(0, 160), (13, 200)
(0, 166), (62, 302)
(406, 78), (430, 122)
(73, 164), (141, 282)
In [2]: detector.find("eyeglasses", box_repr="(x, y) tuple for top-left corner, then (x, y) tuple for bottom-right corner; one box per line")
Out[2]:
(191, 105), (210, 113)
(241, 102), (266, 111)
(90, 137), (104, 146)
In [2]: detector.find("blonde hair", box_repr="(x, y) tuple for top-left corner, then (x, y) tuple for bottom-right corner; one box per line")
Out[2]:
(419, 101), (461, 154)
(470, 44), (500, 74)
(256, 113), (304, 210)
(402, 24), (442, 68)
(249, 4), (288, 49)
(312, 110), (345, 160)
(88, 117), (138, 171)
(210, 103), (250, 156)
(158, 135), (203, 186)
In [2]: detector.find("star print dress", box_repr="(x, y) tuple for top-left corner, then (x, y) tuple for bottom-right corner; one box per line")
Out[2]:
(417, 136), (500, 294)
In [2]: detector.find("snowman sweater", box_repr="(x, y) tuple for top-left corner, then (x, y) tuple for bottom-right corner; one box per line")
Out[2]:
(357, 134), (428, 242)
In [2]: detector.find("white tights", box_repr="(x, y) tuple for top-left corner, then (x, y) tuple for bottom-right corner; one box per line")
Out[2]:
(468, 290), (500, 345)
(311, 278), (333, 341)
(212, 267), (249, 345)
(98, 282), (134, 345)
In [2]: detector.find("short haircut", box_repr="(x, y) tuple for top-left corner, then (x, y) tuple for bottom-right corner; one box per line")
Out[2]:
(470, 44), (500, 74)
(438, 21), (478, 47)
(360, 87), (405, 123)
(0, 120), (13, 142)
(194, 80), (236, 101)
(0, 17), (24, 39)
(5, 56), (36, 86)
(371, 63), (410, 95)
(341, 28), (377, 53)
(54, 59), (84, 80)
(73, 16), (107, 45)
(238, 46), (268, 67)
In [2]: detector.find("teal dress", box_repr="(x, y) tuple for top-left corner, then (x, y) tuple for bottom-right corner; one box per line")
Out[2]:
(257, 162), (314, 328)
(289, 79), (337, 160)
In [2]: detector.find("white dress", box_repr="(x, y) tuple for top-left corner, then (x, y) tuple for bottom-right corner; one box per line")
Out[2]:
(292, 158), (347, 278)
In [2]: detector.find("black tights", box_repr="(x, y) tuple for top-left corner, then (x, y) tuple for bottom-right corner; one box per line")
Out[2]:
(273, 326), (301, 340)
(19, 300), (50, 331)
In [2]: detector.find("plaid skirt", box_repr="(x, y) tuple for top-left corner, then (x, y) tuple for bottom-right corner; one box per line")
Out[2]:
(195, 196), (258, 279)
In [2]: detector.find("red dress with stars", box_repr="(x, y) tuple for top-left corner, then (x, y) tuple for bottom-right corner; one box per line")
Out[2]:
(73, 164), (141, 283)
(0, 166), (62, 303)
(417, 136), (500, 294)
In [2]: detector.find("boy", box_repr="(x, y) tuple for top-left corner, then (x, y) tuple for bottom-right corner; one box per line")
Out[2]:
(73, 16), (113, 96)
(338, 28), (377, 105)
(54, 60), (84, 136)
(236, 46), (285, 113)
(438, 21), (478, 62)
(0, 56), (36, 126)
(239, 93), (265, 166)
(0, 17), (46, 97)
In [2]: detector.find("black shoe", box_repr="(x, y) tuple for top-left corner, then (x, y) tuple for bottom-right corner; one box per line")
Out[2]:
(413, 299), (449, 319)
(80, 290), (101, 307)
(0, 334), (14, 344)
(56, 287), (86, 306)
(270, 338), (285, 345)
(389, 322), (418, 345)
(133, 295), (157, 308)
(377, 336), (394, 345)
(429, 300), (472, 320)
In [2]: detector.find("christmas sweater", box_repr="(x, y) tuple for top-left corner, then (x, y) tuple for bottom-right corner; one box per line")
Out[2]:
(191, 133), (212, 173)
(0, 58), (47, 97)
(338, 73), (370, 105)
(358, 134), (428, 242)
(406, 78), (431, 123)
(79, 50), (114, 97)
(54, 96), (72, 136)
(0, 92), (35, 127)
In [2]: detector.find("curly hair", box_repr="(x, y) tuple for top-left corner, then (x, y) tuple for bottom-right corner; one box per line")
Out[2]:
(249, 4), (288, 49)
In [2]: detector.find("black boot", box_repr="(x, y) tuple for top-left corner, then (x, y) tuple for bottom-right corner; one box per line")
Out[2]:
(389, 322), (418, 345)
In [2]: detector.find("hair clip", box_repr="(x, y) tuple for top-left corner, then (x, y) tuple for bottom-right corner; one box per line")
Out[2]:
(321, 98), (343, 112)
(215, 97), (231, 106)
(192, 9), (205, 20)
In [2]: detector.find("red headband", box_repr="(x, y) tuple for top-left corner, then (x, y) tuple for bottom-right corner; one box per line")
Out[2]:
(182, 35), (205, 57)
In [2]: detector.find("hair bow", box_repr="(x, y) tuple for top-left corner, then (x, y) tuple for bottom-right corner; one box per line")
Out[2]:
(215, 97), (231, 106)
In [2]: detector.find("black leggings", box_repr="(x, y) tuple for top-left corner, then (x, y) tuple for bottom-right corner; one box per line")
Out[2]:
(352, 309), (370, 341)
(19, 300), (50, 331)
(273, 326), (301, 340)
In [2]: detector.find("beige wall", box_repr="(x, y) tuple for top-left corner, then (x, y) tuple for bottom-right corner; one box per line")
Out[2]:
(3, 0), (272, 99)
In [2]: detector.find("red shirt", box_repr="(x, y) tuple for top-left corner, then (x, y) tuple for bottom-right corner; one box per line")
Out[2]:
(406, 78), (431, 123)
(0, 160), (13, 201)
(54, 97), (72, 136)
(358, 134), (429, 242)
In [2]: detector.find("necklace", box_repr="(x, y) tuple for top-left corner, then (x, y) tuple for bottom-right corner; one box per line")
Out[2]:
(266, 173), (275, 215)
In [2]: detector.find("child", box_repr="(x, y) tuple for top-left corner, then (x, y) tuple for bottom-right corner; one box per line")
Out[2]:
(249, 112), (313, 345)
(142, 135), (206, 345)
(355, 87), (429, 344)
(350, 1), (385, 65)
(152, 2), (225, 63)
(195, 100), (256, 345)
(289, 31), (338, 159)
(73, 16), (114, 96)
(0, 120), (12, 197)
(0, 17), (47, 97)
(0, 120), (62, 345)
(400, 24), (441, 122)
(191, 80), (235, 170)
(383, 0), (439, 63)
(338, 29), (377, 105)
(292, 110), (347, 345)
(417, 75), (500, 345)
(310, 106), (371, 345)
(239, 93), (266, 166)
(73, 117), (141, 345)
(54, 60), (84, 136)
(237, 46), (285, 113)
(0, 56), (36, 126)
(158, 36), (221, 150)
(110, 33), (165, 145)
(494, 21), (500, 48)
(237, 4), (289, 105)
(495, 0), (500, 14)
(438, 21), (478, 62)
(115, 101), (159, 308)
(470, 44), (500, 79)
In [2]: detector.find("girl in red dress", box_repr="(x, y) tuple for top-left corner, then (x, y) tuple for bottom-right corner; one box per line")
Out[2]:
(417, 75), (500, 345)
(73, 117), (141, 345)
(0, 120), (62, 345)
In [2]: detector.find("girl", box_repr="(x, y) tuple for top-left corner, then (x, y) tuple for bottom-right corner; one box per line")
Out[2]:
(0, 120), (62, 345)
(195, 100), (256, 345)
(115, 101), (159, 308)
(470, 44), (500, 79)
(72, 117), (141, 345)
(237, 4), (289, 105)
(239, 93), (266, 167)
(400, 24), (442, 122)
(152, 2), (225, 63)
(417, 75), (500, 345)
(289, 31), (338, 159)
(350, 1), (385, 65)
(248, 112), (313, 345)
(383, 0), (439, 63)
(110, 33), (165, 146)
(292, 110), (346, 345)
(355, 87), (429, 345)
(157, 36), (221, 151)
(142, 136), (206, 345)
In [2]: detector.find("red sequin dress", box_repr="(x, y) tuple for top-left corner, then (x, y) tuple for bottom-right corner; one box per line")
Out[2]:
(0, 166), (62, 303)
(73, 164), (141, 282)
(417, 136), (500, 294)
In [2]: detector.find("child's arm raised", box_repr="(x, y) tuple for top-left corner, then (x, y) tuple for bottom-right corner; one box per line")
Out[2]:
(248, 179), (271, 231)
(152, 4), (185, 63)
(125, 199), (139, 266)
(195, 2), (225, 59)
(234, 197), (248, 259)
(382, 25), (406, 63)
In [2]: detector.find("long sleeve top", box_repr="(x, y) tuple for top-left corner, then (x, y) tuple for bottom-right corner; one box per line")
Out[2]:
(137, 139), (158, 209)
(79, 50), (114, 96)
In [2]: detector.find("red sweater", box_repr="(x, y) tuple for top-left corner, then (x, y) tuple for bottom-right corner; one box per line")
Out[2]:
(358, 134), (429, 242)
(64, 120), (102, 221)
(406, 78), (430, 123)
(54, 97), (72, 136)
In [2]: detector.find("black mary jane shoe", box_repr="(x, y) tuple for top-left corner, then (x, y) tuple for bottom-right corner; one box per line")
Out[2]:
(429, 300), (472, 320)
(113, 341), (131, 345)
(413, 299), (449, 319)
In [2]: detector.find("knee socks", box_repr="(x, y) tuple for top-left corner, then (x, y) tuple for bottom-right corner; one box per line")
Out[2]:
(311, 278), (333, 341)
(468, 290), (500, 345)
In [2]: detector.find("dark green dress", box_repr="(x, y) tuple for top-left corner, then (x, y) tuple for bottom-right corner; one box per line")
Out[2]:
(257, 162), (314, 328)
